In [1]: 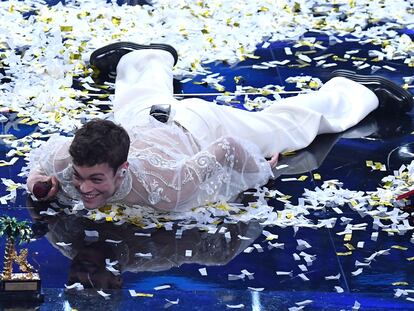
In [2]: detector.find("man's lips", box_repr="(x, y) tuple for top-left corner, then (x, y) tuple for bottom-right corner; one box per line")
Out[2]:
(80, 192), (100, 200)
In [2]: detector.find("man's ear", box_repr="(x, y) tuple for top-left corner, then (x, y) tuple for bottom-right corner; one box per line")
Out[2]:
(117, 161), (129, 177)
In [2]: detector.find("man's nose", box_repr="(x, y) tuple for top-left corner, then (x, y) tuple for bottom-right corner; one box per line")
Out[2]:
(79, 180), (94, 193)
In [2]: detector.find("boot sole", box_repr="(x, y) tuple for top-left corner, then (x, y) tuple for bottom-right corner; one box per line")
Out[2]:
(90, 42), (179, 67)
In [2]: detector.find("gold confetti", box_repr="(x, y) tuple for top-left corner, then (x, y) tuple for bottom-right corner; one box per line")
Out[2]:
(344, 243), (355, 251)
(135, 293), (154, 297)
(350, 200), (359, 206)
(392, 282), (409, 286)
(313, 173), (321, 180)
(111, 16), (121, 26)
(60, 25), (73, 32)
(344, 234), (352, 242)
(391, 245), (408, 251)
(336, 251), (352, 256)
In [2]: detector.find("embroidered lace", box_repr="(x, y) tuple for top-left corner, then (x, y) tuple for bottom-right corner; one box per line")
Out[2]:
(28, 116), (273, 211)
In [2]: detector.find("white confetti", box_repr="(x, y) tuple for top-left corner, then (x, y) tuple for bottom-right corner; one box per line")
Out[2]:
(241, 269), (254, 280)
(357, 241), (365, 248)
(298, 273), (310, 281)
(296, 239), (311, 251)
(84, 230), (99, 238)
(295, 300), (313, 306)
(97, 290), (111, 299)
(351, 268), (363, 276)
(352, 301), (361, 310)
(105, 239), (123, 244)
(228, 273), (245, 281)
(253, 244), (264, 252)
(243, 247), (254, 253)
(154, 285), (171, 291)
(65, 282), (84, 291)
(134, 232), (151, 237)
(325, 274), (341, 280)
(135, 252), (152, 258)
(226, 304), (245, 309)
(248, 287), (264, 291)
(335, 286), (344, 293)
(268, 241), (285, 249)
(199, 267), (207, 276)
(56, 242), (72, 247)
(237, 235), (251, 240)
(39, 208), (60, 216)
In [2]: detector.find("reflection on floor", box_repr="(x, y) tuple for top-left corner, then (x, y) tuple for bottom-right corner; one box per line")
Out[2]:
(1, 0), (414, 310)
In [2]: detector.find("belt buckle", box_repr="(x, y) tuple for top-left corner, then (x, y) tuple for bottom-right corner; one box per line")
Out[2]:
(149, 104), (171, 123)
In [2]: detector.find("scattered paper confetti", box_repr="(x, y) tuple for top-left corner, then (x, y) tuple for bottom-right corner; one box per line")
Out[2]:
(97, 290), (111, 299)
(129, 290), (154, 298)
(226, 304), (245, 309)
(154, 285), (171, 291)
(84, 230), (99, 238)
(199, 267), (207, 276)
(295, 300), (313, 306)
(135, 252), (152, 258)
(65, 283), (84, 291)
(165, 299), (180, 305)
(352, 301), (361, 310)
(56, 242), (72, 247)
(1, 2), (414, 307)
(335, 286), (344, 293)
(248, 287), (265, 291)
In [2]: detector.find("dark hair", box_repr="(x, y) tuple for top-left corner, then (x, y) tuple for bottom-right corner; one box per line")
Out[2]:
(69, 119), (130, 173)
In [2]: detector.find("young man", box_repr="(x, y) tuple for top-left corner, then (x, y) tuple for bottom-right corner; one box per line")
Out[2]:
(27, 43), (413, 212)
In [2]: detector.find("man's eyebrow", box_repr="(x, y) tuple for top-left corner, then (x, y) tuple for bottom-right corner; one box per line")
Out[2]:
(72, 168), (104, 178)
(89, 173), (105, 178)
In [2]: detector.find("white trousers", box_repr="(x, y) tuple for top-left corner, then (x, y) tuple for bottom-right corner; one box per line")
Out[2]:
(114, 50), (379, 157)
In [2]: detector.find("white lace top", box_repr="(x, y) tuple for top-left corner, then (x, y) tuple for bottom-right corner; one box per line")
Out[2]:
(28, 116), (273, 211)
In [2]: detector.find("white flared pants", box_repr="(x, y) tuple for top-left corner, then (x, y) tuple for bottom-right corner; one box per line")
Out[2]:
(113, 50), (379, 157)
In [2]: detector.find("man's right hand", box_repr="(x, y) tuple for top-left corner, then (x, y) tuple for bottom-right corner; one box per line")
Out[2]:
(27, 173), (60, 201)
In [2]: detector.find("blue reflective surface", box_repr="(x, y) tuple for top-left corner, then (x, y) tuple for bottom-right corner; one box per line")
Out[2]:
(1, 1), (414, 310)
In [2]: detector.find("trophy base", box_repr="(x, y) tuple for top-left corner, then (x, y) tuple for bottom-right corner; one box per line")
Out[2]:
(0, 273), (44, 303)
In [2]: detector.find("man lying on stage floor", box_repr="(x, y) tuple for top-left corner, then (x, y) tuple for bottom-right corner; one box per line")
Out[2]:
(26, 42), (414, 211)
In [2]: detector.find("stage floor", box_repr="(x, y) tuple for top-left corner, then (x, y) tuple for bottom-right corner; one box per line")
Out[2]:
(1, 1), (414, 310)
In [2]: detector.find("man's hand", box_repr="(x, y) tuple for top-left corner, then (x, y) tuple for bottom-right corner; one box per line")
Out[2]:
(27, 172), (59, 200)
(267, 153), (279, 168)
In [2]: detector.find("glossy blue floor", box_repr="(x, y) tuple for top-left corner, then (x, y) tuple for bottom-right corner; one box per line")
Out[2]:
(1, 1), (414, 310)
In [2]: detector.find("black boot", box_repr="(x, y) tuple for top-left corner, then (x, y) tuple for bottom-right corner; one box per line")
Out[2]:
(330, 70), (413, 114)
(90, 42), (178, 82)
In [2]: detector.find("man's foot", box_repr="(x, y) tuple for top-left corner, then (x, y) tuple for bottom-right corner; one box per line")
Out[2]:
(330, 70), (413, 114)
(90, 42), (178, 81)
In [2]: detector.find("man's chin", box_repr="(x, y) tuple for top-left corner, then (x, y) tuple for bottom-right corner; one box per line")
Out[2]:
(82, 199), (105, 210)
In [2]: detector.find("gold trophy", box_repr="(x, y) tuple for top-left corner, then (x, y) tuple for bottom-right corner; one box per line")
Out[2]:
(0, 216), (43, 303)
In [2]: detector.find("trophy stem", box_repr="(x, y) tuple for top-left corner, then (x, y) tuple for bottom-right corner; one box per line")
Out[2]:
(2, 237), (15, 280)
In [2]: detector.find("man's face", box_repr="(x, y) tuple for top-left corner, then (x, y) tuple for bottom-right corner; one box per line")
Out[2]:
(72, 163), (119, 210)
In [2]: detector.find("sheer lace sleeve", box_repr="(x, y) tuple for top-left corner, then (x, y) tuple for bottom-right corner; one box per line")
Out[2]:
(27, 134), (77, 203)
(128, 133), (273, 212)
(27, 134), (72, 176)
